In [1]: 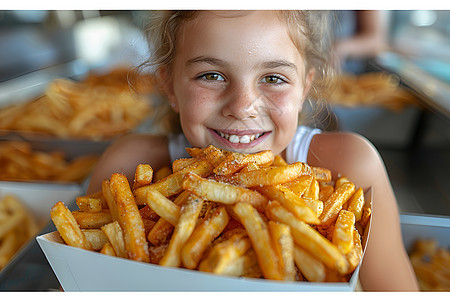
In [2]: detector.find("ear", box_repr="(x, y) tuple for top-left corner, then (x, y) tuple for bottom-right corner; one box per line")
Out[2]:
(302, 68), (316, 100)
(157, 66), (179, 113)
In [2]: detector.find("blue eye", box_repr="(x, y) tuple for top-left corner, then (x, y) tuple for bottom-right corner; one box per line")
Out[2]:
(200, 73), (224, 81)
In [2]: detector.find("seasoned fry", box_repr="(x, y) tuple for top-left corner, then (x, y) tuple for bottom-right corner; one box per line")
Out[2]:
(133, 164), (153, 190)
(268, 221), (296, 281)
(294, 245), (326, 282)
(183, 172), (268, 212)
(257, 185), (319, 224)
(101, 221), (127, 258)
(82, 229), (109, 251)
(233, 202), (283, 280)
(312, 167), (331, 182)
(144, 188), (181, 226)
(154, 166), (172, 182)
(172, 158), (197, 173)
(266, 201), (348, 274)
(345, 229), (363, 274)
(50, 201), (92, 250)
(213, 150), (273, 175)
(181, 205), (229, 269)
(76, 194), (103, 213)
(283, 175), (313, 197)
(72, 210), (113, 229)
(110, 173), (150, 262)
(100, 242), (116, 256)
(102, 180), (119, 222)
(159, 195), (204, 267)
(320, 182), (355, 227)
(345, 187), (364, 221)
(332, 210), (355, 254)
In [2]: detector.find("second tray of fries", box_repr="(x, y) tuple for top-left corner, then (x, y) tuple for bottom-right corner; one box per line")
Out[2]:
(38, 145), (372, 291)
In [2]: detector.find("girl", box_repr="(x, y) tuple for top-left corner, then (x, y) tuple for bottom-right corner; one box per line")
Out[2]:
(87, 11), (419, 291)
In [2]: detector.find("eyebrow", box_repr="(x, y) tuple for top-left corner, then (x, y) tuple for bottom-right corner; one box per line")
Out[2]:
(261, 59), (298, 72)
(186, 56), (230, 68)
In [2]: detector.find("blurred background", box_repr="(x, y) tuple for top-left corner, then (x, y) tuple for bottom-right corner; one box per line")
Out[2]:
(0, 10), (448, 291)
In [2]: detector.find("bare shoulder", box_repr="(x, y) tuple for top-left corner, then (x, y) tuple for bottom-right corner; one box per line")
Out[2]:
(87, 134), (171, 193)
(308, 131), (385, 189)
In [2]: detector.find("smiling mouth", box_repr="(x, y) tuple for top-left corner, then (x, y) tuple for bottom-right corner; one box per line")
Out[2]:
(214, 130), (267, 144)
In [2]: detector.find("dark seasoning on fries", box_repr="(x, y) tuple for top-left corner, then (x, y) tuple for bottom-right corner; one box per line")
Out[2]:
(50, 145), (371, 283)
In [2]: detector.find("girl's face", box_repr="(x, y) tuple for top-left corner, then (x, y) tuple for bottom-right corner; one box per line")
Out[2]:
(165, 11), (313, 156)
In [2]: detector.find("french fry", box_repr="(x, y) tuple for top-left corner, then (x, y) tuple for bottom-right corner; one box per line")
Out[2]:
(198, 230), (251, 275)
(345, 229), (363, 274)
(172, 158), (196, 173)
(147, 191), (191, 246)
(303, 177), (320, 201)
(110, 173), (149, 262)
(82, 229), (109, 251)
(312, 167), (331, 182)
(100, 242), (116, 256)
(268, 221), (296, 281)
(335, 176), (350, 189)
(257, 185), (319, 224)
(144, 188), (181, 226)
(134, 158), (214, 204)
(294, 245), (326, 282)
(319, 182), (355, 227)
(283, 175), (313, 197)
(360, 206), (372, 227)
(76, 194), (103, 213)
(266, 201), (348, 274)
(50, 201), (92, 250)
(181, 205), (229, 269)
(101, 221), (127, 258)
(271, 155), (288, 166)
(154, 166), (172, 182)
(346, 187), (364, 222)
(232, 202), (283, 280)
(223, 162), (306, 187)
(213, 150), (274, 175)
(183, 172), (268, 212)
(72, 210), (113, 229)
(319, 184), (334, 202)
(133, 164), (153, 189)
(332, 210), (355, 254)
(159, 195), (204, 267)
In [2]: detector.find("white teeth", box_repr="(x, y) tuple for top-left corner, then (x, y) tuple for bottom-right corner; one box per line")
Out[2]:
(216, 131), (263, 144)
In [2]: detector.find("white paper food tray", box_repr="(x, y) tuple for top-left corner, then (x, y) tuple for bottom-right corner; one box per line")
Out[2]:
(0, 181), (82, 277)
(36, 189), (372, 291)
(400, 213), (450, 251)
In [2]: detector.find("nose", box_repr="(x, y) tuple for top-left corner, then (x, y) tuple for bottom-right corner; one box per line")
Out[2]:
(222, 82), (260, 120)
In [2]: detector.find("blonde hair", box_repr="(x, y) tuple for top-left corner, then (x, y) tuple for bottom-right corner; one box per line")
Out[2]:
(137, 10), (334, 132)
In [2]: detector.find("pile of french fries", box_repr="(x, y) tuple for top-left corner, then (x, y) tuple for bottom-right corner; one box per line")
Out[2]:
(51, 145), (371, 282)
(409, 239), (450, 291)
(0, 68), (153, 140)
(0, 194), (39, 270)
(320, 72), (419, 111)
(0, 141), (98, 182)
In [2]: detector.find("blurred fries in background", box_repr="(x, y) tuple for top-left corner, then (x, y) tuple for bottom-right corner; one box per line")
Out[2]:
(50, 145), (371, 283)
(0, 194), (39, 270)
(0, 141), (98, 183)
(0, 68), (154, 140)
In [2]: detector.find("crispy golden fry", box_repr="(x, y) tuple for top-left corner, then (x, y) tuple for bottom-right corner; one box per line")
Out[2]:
(102, 180), (119, 222)
(183, 172), (268, 212)
(198, 230), (251, 275)
(320, 182), (355, 227)
(76, 193), (103, 213)
(181, 205), (229, 269)
(50, 201), (92, 250)
(294, 245), (326, 282)
(345, 230), (363, 274)
(335, 176), (351, 189)
(144, 188), (180, 226)
(101, 221), (127, 258)
(240, 162), (260, 172)
(134, 158), (214, 204)
(82, 229), (109, 251)
(72, 210), (113, 229)
(266, 201), (348, 274)
(147, 191), (190, 246)
(222, 162), (306, 187)
(360, 206), (372, 227)
(312, 166), (332, 182)
(283, 175), (313, 197)
(133, 164), (153, 190)
(159, 195), (204, 267)
(346, 187), (364, 221)
(172, 158), (197, 173)
(233, 202), (283, 280)
(268, 221), (296, 281)
(319, 184), (334, 202)
(110, 173), (149, 262)
(257, 185), (319, 224)
(213, 150), (273, 175)
(303, 177), (320, 201)
(271, 155), (288, 166)
(100, 242), (116, 256)
(332, 210), (355, 254)
(154, 166), (172, 182)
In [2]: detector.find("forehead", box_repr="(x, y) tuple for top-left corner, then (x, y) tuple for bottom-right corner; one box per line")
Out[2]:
(175, 11), (301, 65)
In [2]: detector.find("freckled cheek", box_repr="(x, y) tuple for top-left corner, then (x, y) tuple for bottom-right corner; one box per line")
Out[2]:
(179, 86), (220, 120)
(265, 91), (301, 125)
